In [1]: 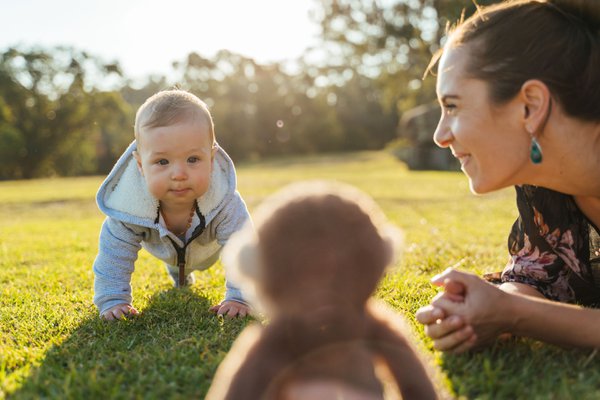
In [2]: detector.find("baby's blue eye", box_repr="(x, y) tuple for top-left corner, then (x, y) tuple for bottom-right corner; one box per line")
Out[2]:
(188, 156), (199, 163)
(157, 159), (169, 166)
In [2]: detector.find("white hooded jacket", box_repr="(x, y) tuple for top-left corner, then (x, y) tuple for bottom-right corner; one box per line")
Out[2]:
(93, 141), (250, 315)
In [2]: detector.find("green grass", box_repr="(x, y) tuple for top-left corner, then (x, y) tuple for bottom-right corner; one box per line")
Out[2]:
(1, 150), (599, 399)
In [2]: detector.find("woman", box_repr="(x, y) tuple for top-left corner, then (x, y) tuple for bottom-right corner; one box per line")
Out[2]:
(416, 0), (600, 353)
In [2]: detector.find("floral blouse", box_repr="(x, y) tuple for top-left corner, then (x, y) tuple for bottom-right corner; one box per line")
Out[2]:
(501, 185), (600, 305)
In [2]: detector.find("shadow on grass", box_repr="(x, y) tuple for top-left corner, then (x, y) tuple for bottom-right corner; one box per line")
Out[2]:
(441, 338), (600, 399)
(10, 288), (249, 400)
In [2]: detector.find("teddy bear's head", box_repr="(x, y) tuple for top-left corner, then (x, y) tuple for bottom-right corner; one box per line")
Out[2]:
(224, 181), (402, 316)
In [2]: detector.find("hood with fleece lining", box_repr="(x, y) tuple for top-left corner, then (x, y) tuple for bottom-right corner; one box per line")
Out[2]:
(96, 140), (237, 228)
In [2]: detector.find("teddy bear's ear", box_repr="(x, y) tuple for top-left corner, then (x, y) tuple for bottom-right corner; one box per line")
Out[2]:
(382, 224), (404, 267)
(222, 220), (265, 311)
(236, 240), (262, 280)
(222, 221), (260, 280)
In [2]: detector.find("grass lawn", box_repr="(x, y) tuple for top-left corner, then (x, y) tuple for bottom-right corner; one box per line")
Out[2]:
(1, 150), (599, 399)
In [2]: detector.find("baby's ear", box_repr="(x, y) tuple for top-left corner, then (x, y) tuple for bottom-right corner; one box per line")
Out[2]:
(208, 145), (217, 172)
(132, 150), (144, 176)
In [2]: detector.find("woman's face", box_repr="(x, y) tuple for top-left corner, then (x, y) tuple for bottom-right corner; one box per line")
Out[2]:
(433, 44), (531, 194)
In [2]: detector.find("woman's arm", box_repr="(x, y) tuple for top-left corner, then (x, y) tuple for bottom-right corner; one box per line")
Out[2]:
(507, 287), (600, 348)
(417, 269), (600, 351)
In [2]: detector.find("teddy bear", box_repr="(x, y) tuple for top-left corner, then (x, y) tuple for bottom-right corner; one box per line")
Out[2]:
(206, 181), (443, 399)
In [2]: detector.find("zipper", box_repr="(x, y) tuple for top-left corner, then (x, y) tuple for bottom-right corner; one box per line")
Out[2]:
(168, 204), (206, 287)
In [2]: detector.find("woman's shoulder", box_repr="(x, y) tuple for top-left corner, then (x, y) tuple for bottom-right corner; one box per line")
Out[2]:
(516, 184), (570, 199)
(514, 185), (586, 230)
(515, 184), (576, 208)
(516, 184), (569, 212)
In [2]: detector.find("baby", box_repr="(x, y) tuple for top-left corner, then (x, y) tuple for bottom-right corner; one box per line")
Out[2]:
(206, 181), (443, 399)
(93, 89), (250, 320)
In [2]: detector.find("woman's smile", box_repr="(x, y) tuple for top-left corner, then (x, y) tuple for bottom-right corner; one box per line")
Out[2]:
(452, 150), (471, 170)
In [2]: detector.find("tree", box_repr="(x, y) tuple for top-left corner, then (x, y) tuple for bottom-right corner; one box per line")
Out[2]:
(89, 90), (135, 174)
(306, 0), (501, 169)
(312, 0), (500, 111)
(174, 50), (341, 161)
(0, 95), (25, 178)
(0, 46), (125, 179)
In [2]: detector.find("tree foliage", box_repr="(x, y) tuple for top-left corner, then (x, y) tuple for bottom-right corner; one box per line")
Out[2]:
(0, 47), (129, 178)
(312, 0), (500, 112)
(0, 1), (503, 179)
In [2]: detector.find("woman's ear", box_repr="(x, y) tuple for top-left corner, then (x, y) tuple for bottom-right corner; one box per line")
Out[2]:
(519, 79), (551, 134)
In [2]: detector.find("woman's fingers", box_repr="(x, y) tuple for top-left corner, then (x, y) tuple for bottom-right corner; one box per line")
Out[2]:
(415, 304), (445, 325)
(431, 291), (464, 316)
(447, 332), (478, 354)
(444, 279), (466, 298)
(431, 268), (478, 286)
(429, 320), (475, 351)
(424, 314), (466, 339)
(417, 268), (506, 353)
(417, 307), (476, 352)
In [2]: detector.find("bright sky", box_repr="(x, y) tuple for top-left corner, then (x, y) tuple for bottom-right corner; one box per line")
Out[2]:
(1, 0), (321, 81)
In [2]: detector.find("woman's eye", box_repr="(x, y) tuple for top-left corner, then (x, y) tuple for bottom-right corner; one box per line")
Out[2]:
(443, 104), (457, 115)
(157, 159), (169, 166)
(188, 156), (199, 163)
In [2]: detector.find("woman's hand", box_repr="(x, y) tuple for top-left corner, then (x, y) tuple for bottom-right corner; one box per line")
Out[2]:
(416, 268), (515, 353)
(416, 304), (477, 353)
(416, 273), (477, 353)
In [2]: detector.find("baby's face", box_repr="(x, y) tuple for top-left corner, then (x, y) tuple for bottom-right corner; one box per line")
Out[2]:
(134, 118), (215, 209)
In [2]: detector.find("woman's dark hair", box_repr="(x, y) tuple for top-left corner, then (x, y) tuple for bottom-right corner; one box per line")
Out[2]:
(429, 0), (600, 121)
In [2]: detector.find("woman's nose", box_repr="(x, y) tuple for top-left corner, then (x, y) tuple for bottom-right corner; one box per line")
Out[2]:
(433, 118), (453, 148)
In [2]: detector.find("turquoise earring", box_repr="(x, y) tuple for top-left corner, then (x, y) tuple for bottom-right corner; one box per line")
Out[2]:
(530, 137), (543, 164)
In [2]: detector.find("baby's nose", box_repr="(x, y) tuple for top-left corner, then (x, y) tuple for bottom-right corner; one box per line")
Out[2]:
(171, 164), (188, 180)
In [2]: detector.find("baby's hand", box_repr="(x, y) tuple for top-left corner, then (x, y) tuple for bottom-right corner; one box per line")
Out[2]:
(209, 300), (250, 319)
(101, 304), (139, 321)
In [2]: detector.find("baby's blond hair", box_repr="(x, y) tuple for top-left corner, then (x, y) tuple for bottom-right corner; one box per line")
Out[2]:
(134, 89), (215, 146)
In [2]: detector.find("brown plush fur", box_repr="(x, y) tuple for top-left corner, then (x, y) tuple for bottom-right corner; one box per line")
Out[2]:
(206, 183), (442, 399)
